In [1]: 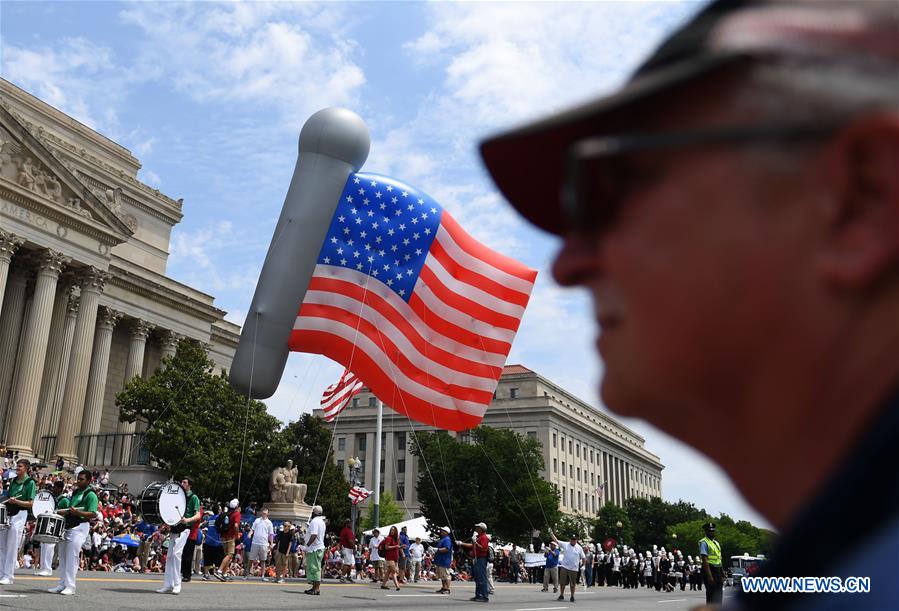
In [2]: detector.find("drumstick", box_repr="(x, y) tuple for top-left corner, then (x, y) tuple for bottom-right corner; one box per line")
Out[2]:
(0, 495), (21, 505)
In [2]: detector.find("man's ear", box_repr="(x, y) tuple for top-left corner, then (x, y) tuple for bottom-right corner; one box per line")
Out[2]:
(818, 113), (899, 288)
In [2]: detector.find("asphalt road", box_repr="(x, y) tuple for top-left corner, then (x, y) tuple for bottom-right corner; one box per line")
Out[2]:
(0, 571), (726, 610)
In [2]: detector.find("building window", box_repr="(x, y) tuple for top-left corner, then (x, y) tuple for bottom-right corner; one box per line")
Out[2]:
(337, 459), (344, 472)
(562, 461), (566, 476)
(527, 431), (536, 439)
(570, 489), (575, 506)
(352, 398), (359, 408)
(591, 473), (595, 486)
(460, 432), (471, 445)
(552, 433), (557, 448)
(396, 432), (406, 451)
(577, 467), (581, 481)
(569, 440), (573, 454)
(357, 434), (367, 453)
(576, 443), (580, 458)
(569, 464), (573, 478)
(397, 459), (406, 473)
(553, 458), (558, 473)
(397, 483), (405, 502)
(510, 387), (518, 398)
(369, 396), (377, 407)
(380, 459), (385, 475)
(337, 437), (346, 451)
(592, 495), (596, 512)
(359, 460), (366, 484)
(590, 449), (594, 461)
(562, 486), (566, 506)
(577, 491), (581, 510)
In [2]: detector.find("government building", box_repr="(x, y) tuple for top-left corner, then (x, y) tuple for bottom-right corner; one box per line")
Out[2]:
(0, 78), (238, 477)
(317, 364), (664, 519)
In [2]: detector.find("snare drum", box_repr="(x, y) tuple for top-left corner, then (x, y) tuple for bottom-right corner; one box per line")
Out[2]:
(32, 490), (57, 518)
(0, 504), (7, 530)
(138, 482), (186, 526)
(33, 513), (65, 543)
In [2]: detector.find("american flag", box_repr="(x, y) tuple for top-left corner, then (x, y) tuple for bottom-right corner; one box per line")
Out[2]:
(348, 485), (372, 505)
(290, 172), (536, 431)
(320, 368), (364, 422)
(596, 482), (606, 500)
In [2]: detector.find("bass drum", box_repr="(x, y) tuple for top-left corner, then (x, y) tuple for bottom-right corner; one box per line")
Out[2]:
(0, 504), (7, 530)
(138, 482), (186, 526)
(32, 490), (57, 517)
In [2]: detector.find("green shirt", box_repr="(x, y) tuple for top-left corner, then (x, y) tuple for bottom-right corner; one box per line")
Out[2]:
(71, 488), (98, 515)
(7, 477), (36, 502)
(57, 496), (71, 510)
(184, 492), (200, 520)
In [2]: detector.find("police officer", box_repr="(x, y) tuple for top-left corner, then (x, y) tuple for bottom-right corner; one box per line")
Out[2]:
(699, 522), (723, 604)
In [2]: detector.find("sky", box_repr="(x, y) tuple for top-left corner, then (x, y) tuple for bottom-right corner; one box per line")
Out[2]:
(1, 0), (770, 528)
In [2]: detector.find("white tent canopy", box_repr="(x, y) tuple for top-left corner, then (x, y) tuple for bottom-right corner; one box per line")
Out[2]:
(363, 516), (433, 542)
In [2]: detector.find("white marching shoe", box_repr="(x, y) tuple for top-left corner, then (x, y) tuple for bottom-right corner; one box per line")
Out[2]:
(48, 585), (65, 594)
(59, 587), (75, 596)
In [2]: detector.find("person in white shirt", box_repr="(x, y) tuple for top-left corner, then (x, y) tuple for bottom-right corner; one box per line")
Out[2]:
(368, 528), (383, 582)
(247, 508), (275, 580)
(302, 505), (326, 595)
(550, 529), (585, 603)
(409, 538), (424, 582)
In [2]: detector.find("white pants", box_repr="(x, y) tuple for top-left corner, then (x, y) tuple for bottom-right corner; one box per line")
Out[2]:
(40, 543), (56, 573)
(0, 510), (27, 581)
(56, 522), (89, 590)
(164, 530), (189, 590)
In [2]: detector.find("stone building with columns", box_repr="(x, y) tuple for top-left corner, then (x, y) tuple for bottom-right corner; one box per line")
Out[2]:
(0, 78), (239, 475)
(318, 364), (664, 520)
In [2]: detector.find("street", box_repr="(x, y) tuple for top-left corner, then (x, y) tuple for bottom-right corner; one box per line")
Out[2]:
(0, 571), (731, 610)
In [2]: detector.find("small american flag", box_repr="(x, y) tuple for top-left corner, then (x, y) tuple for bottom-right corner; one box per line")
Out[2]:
(291, 172), (536, 431)
(320, 368), (364, 422)
(596, 482), (606, 500)
(348, 485), (372, 505)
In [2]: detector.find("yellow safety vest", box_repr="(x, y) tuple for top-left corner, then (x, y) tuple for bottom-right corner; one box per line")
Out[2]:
(700, 537), (721, 566)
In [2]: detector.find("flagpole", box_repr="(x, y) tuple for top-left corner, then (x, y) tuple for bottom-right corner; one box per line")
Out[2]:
(373, 398), (383, 529)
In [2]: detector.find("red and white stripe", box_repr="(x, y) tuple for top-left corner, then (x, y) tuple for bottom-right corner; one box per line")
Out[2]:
(291, 209), (536, 431)
(348, 485), (372, 505)
(320, 368), (364, 422)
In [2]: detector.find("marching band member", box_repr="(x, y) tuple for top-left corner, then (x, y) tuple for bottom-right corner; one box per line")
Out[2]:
(35, 479), (66, 576)
(158, 477), (201, 595)
(0, 458), (36, 585)
(49, 469), (97, 595)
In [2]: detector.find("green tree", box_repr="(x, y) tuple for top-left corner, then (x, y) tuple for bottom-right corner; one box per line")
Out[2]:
(362, 491), (405, 530)
(624, 496), (709, 552)
(592, 503), (634, 548)
(554, 514), (592, 541)
(411, 426), (560, 544)
(116, 339), (280, 501)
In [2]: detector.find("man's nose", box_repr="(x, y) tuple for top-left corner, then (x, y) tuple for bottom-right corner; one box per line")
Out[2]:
(551, 233), (603, 287)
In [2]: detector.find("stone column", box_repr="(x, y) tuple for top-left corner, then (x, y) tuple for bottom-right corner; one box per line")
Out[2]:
(45, 295), (79, 459)
(32, 276), (75, 455)
(0, 231), (24, 322)
(0, 265), (29, 432)
(117, 319), (154, 463)
(159, 330), (181, 365)
(55, 268), (108, 464)
(6, 250), (70, 458)
(79, 307), (122, 462)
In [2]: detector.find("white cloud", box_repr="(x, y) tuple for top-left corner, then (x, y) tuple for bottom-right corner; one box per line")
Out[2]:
(168, 220), (263, 293)
(139, 169), (161, 187)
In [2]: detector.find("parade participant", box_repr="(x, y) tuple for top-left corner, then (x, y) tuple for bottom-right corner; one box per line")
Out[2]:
(458, 521), (490, 602)
(550, 529), (585, 603)
(273, 521), (294, 583)
(368, 528), (383, 582)
(434, 526), (453, 594)
(379, 525), (401, 591)
(398, 525), (410, 583)
(158, 477), (201, 594)
(409, 536), (424, 582)
(338, 518), (355, 583)
(247, 507), (274, 580)
(215, 498), (241, 581)
(35, 479), (65, 577)
(540, 541), (559, 593)
(481, 1), (899, 608)
(49, 469), (97, 595)
(201, 508), (223, 581)
(699, 522), (723, 604)
(508, 543), (521, 585)
(0, 458), (36, 584)
(303, 504), (326, 595)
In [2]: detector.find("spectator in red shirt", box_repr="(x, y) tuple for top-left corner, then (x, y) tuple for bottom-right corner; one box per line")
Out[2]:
(338, 519), (355, 583)
(380, 526), (402, 591)
(458, 522), (490, 602)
